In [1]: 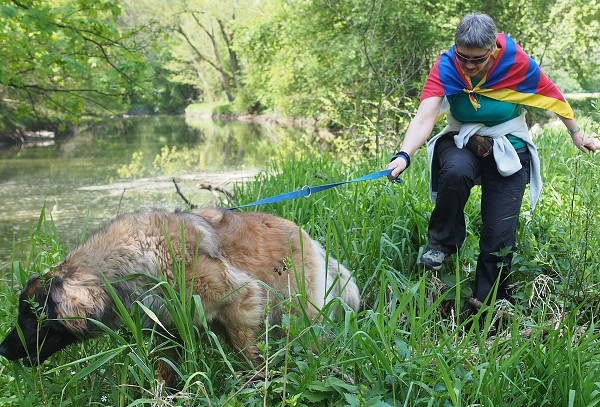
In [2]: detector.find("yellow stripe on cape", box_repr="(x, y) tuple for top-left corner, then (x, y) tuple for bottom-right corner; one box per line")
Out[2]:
(475, 87), (574, 119)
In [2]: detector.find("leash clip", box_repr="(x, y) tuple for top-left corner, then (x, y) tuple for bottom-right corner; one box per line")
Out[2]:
(302, 185), (312, 197)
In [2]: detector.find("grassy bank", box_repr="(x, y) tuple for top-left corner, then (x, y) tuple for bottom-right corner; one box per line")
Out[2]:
(1, 125), (599, 406)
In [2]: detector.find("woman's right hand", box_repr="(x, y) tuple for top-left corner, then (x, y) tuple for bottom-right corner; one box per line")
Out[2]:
(387, 156), (408, 181)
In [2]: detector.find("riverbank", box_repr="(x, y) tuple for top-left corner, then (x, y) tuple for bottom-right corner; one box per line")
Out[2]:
(184, 101), (324, 128)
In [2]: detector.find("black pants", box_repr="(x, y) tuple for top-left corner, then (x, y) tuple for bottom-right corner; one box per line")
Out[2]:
(428, 135), (531, 303)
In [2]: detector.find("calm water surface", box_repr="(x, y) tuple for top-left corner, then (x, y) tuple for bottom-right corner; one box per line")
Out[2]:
(0, 116), (309, 264)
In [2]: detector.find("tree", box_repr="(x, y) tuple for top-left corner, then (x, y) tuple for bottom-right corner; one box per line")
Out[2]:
(235, 0), (453, 153)
(0, 0), (154, 141)
(122, 0), (245, 105)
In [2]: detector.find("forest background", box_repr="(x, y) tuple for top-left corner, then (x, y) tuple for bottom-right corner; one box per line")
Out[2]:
(1, 0), (599, 151)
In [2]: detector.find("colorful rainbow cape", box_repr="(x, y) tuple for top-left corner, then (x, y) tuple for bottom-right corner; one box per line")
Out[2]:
(421, 33), (573, 119)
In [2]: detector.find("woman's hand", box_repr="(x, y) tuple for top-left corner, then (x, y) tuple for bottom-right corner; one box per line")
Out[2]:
(571, 130), (599, 153)
(387, 156), (409, 181)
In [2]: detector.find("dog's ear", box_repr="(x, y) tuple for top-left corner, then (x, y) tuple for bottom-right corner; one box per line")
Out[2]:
(20, 275), (41, 300)
(18, 275), (45, 318)
(47, 275), (107, 334)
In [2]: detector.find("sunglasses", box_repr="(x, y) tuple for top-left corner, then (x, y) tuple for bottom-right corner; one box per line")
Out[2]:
(454, 48), (492, 65)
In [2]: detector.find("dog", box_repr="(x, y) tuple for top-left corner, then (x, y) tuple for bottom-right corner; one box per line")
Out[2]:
(0, 208), (360, 387)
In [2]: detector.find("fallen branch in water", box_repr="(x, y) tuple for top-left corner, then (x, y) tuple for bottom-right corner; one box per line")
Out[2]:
(172, 178), (237, 208)
(172, 178), (197, 209)
(195, 183), (235, 205)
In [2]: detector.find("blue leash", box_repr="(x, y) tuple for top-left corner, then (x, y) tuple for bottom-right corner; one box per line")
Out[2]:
(227, 169), (399, 210)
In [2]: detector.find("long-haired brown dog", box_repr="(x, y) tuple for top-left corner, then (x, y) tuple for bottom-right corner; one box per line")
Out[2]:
(0, 208), (360, 387)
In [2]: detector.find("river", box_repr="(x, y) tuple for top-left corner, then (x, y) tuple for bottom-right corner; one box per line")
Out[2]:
(0, 115), (312, 265)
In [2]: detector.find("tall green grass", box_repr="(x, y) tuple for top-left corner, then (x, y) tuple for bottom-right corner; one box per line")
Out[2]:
(1, 125), (599, 406)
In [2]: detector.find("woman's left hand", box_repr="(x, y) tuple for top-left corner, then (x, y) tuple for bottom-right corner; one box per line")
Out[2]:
(571, 130), (599, 153)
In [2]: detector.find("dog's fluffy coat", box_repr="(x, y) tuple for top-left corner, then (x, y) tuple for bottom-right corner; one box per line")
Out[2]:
(0, 208), (360, 385)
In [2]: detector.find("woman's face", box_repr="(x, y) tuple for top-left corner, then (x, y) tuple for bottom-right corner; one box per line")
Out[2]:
(454, 45), (494, 77)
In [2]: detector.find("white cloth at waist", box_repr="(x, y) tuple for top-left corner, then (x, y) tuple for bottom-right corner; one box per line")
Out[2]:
(426, 109), (542, 212)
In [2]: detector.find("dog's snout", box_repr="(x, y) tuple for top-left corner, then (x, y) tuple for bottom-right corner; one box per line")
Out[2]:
(0, 328), (27, 360)
(0, 335), (14, 359)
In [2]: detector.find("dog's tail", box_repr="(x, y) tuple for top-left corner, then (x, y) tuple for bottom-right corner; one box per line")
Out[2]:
(326, 256), (361, 313)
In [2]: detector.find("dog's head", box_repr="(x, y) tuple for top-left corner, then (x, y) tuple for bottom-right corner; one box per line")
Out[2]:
(0, 275), (80, 366)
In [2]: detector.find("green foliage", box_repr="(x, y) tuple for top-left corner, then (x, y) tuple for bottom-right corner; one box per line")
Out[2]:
(234, 0), (444, 136)
(569, 95), (600, 119)
(0, 0), (155, 135)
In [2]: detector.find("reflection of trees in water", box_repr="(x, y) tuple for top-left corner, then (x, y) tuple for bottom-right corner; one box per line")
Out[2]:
(117, 116), (314, 178)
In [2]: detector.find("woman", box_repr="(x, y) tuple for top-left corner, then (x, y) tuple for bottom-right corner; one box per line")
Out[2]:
(386, 13), (598, 304)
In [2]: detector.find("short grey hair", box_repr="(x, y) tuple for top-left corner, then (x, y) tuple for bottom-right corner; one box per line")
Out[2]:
(454, 13), (497, 49)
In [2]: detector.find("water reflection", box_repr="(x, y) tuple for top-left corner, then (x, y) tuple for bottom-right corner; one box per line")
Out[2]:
(0, 116), (309, 264)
